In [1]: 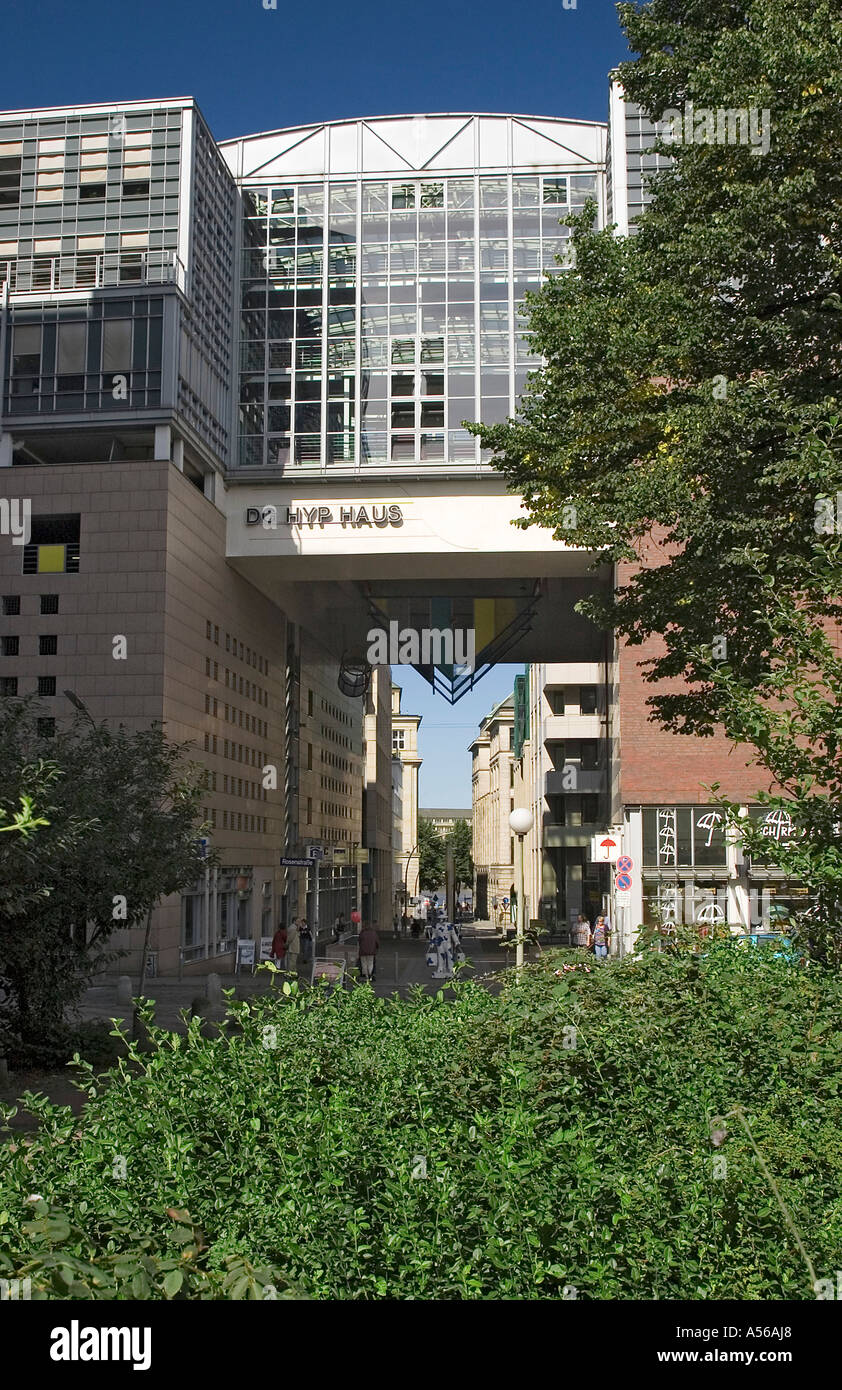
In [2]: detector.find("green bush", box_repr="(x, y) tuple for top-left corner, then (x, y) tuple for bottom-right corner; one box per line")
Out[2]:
(1, 948), (840, 1299)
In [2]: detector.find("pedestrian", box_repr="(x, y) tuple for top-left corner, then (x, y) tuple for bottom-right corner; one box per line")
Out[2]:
(572, 913), (590, 950)
(271, 923), (288, 969)
(427, 919), (461, 979)
(334, 912), (345, 942)
(286, 917), (301, 974)
(591, 915), (610, 961)
(357, 922), (380, 983)
(300, 918), (313, 965)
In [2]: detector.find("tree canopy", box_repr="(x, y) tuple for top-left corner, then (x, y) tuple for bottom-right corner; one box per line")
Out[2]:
(474, 0), (842, 949)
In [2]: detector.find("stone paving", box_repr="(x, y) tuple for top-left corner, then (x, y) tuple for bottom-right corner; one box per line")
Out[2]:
(75, 920), (516, 1034)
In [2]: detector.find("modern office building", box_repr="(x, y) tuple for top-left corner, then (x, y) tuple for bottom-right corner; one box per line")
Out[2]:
(1, 87), (810, 975)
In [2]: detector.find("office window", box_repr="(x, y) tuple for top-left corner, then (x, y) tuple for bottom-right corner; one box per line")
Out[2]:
(102, 319), (132, 372)
(80, 135), (108, 200)
(543, 177), (568, 205)
(11, 324), (41, 391)
(23, 515), (80, 575)
(307, 689), (314, 716)
(0, 677), (18, 695)
(40, 594), (59, 614)
(580, 740), (599, 771)
(35, 140), (65, 204)
(38, 676), (56, 696)
(548, 690), (565, 715)
(2, 596), (20, 615)
(0, 144), (23, 207)
(1, 636), (19, 656)
(37, 717), (56, 738)
(580, 686), (597, 715)
(39, 635), (58, 655)
(307, 742), (313, 770)
(57, 322), (87, 376)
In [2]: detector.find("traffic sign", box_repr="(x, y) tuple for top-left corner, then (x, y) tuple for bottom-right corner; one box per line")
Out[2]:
(280, 856), (313, 867)
(332, 848), (349, 865)
(615, 870), (632, 892)
(617, 855), (633, 874)
(306, 845), (325, 860)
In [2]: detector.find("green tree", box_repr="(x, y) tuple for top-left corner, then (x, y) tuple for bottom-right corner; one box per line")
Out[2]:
(0, 701), (209, 1063)
(446, 819), (474, 894)
(474, 0), (842, 951)
(417, 816), (445, 890)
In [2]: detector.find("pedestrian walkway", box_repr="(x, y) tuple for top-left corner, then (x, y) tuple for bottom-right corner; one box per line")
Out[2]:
(77, 921), (513, 1034)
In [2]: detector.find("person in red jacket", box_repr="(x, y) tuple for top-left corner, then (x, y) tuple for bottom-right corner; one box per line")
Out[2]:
(271, 924), (288, 968)
(357, 924), (379, 982)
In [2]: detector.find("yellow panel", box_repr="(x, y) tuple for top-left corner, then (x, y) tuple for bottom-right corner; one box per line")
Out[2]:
(37, 545), (65, 573)
(495, 598), (517, 636)
(474, 598), (496, 655)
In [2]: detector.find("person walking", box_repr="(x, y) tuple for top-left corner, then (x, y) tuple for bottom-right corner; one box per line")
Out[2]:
(300, 917), (313, 966)
(591, 915), (610, 961)
(357, 922), (380, 983)
(271, 923), (288, 969)
(286, 917), (301, 974)
(334, 912), (346, 942)
(427, 919), (461, 979)
(572, 913), (591, 950)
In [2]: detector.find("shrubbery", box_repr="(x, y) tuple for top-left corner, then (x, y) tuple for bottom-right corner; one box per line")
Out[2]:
(1, 947), (840, 1299)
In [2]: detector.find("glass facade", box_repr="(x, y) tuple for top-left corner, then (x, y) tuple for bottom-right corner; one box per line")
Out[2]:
(236, 169), (601, 472)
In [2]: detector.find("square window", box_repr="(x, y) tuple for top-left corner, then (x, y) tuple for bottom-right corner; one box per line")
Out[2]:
(543, 178), (568, 205)
(40, 594), (59, 614)
(392, 184), (415, 211)
(2, 595), (20, 615)
(0, 677), (18, 695)
(39, 635), (58, 655)
(38, 676), (56, 696)
(1, 636), (19, 656)
(580, 686), (597, 715)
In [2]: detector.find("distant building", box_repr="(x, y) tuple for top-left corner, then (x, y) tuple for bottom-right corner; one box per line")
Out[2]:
(391, 683), (422, 903)
(470, 694), (515, 922)
(419, 808), (471, 839)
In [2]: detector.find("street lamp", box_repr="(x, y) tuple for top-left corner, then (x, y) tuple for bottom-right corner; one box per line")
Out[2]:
(509, 808), (534, 975)
(403, 842), (419, 929)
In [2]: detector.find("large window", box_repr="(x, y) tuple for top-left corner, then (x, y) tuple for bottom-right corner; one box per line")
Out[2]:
(237, 166), (602, 470)
(642, 806), (727, 867)
(23, 514), (80, 575)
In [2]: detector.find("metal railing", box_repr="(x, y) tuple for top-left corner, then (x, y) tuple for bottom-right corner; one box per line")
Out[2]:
(0, 250), (184, 295)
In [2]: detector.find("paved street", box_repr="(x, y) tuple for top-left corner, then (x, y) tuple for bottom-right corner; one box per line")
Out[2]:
(76, 921), (515, 1034)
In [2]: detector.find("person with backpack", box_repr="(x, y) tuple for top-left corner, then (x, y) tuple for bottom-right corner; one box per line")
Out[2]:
(591, 915), (610, 961)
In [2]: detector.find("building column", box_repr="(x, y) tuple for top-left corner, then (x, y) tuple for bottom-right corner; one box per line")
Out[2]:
(726, 807), (751, 931)
(172, 436), (185, 472)
(622, 809), (644, 956)
(154, 424), (172, 461)
(0, 432), (12, 468)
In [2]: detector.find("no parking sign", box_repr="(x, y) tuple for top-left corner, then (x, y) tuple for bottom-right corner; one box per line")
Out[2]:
(615, 870), (633, 892)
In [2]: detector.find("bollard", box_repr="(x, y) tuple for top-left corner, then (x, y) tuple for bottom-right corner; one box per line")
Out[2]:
(207, 973), (223, 1007)
(116, 975), (133, 1006)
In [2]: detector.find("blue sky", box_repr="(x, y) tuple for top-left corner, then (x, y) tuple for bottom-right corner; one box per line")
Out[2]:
(395, 664), (522, 810)
(5, 0), (628, 138)
(5, 0), (627, 806)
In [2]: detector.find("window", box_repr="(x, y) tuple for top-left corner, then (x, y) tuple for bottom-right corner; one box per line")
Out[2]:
(39, 635), (58, 655)
(23, 514), (80, 575)
(35, 139), (65, 203)
(580, 741), (599, 771)
(0, 677), (18, 695)
(580, 686), (597, 715)
(420, 183), (444, 208)
(37, 718), (56, 738)
(543, 178), (568, 205)
(392, 184), (415, 210)
(102, 319), (132, 372)
(57, 322), (87, 376)
(548, 690), (565, 716)
(307, 689), (314, 717)
(40, 594), (59, 614)
(80, 135), (108, 200)
(392, 729), (405, 753)
(2, 596), (20, 615)
(306, 796), (312, 824)
(1, 636), (19, 656)
(38, 676), (56, 696)
(307, 742), (313, 770)
(0, 144), (22, 207)
(12, 324), (41, 390)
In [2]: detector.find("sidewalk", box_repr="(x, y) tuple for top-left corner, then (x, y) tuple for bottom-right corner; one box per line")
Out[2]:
(77, 921), (512, 1034)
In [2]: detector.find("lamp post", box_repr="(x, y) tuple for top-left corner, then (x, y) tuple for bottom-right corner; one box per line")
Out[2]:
(403, 842), (419, 929)
(509, 808), (534, 975)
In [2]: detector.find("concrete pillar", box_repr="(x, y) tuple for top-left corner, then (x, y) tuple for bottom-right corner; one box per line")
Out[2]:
(203, 468), (215, 501)
(0, 432), (13, 467)
(116, 975), (133, 1005)
(154, 424), (172, 461)
(172, 436), (184, 472)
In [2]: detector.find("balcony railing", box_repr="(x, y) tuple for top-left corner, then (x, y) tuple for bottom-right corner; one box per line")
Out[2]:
(1, 250), (185, 295)
(545, 768), (606, 796)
